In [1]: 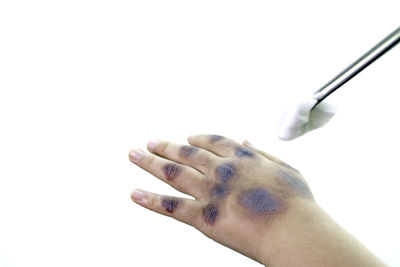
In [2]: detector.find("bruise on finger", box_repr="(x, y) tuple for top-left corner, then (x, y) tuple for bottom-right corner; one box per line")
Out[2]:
(161, 197), (181, 213)
(209, 135), (224, 143)
(179, 145), (198, 159)
(163, 163), (181, 181)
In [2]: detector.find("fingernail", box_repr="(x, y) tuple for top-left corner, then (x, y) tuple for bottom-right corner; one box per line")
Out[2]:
(131, 189), (147, 204)
(147, 140), (159, 150)
(129, 149), (144, 162)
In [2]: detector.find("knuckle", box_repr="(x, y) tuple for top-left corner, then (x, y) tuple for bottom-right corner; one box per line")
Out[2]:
(158, 141), (169, 154)
(145, 154), (155, 167)
(163, 163), (182, 181)
(234, 146), (256, 158)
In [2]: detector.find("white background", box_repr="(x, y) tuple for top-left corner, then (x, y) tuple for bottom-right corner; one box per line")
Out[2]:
(1, 1), (399, 266)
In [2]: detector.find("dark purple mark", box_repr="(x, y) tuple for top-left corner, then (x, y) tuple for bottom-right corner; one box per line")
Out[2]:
(235, 147), (254, 158)
(239, 188), (280, 215)
(216, 163), (236, 183)
(202, 203), (219, 225)
(161, 197), (180, 213)
(179, 145), (198, 158)
(210, 183), (229, 199)
(209, 135), (224, 142)
(163, 164), (181, 181)
(279, 170), (313, 198)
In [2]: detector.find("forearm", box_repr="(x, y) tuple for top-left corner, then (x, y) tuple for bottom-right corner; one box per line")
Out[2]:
(260, 200), (385, 267)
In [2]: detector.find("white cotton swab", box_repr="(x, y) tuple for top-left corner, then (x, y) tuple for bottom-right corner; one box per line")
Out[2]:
(278, 26), (400, 141)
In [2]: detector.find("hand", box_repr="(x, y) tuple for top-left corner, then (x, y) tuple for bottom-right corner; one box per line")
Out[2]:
(129, 134), (316, 264)
(129, 134), (384, 267)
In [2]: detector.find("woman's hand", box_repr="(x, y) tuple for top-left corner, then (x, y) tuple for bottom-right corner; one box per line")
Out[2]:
(129, 134), (384, 267)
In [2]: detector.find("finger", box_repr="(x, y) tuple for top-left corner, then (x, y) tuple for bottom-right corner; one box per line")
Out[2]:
(242, 140), (299, 172)
(147, 140), (218, 174)
(129, 149), (207, 199)
(131, 189), (202, 227)
(188, 134), (254, 158)
(242, 140), (279, 161)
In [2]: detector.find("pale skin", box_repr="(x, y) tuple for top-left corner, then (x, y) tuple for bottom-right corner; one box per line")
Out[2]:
(129, 134), (385, 267)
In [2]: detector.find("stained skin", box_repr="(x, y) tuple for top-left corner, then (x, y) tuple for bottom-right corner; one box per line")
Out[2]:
(163, 163), (181, 181)
(239, 188), (280, 215)
(209, 135), (224, 142)
(202, 203), (219, 225)
(235, 147), (254, 158)
(211, 163), (236, 199)
(179, 145), (197, 158)
(215, 163), (236, 183)
(210, 183), (229, 199)
(279, 170), (313, 199)
(161, 197), (180, 213)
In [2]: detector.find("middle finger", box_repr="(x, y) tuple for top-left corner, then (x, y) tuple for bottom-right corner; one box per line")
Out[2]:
(147, 140), (219, 174)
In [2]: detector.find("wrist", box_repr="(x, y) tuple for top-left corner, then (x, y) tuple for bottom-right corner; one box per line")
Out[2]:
(258, 199), (385, 267)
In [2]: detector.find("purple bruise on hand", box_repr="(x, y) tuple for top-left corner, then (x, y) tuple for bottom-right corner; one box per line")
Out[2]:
(239, 188), (280, 215)
(163, 163), (181, 181)
(216, 163), (236, 183)
(209, 135), (224, 142)
(202, 203), (219, 225)
(161, 197), (180, 213)
(179, 145), (198, 158)
(235, 146), (254, 158)
(210, 183), (229, 199)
